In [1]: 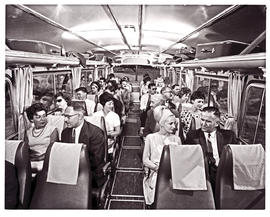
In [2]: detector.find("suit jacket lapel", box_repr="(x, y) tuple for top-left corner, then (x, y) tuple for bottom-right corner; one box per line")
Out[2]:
(78, 121), (87, 143)
(216, 129), (224, 155)
(199, 130), (208, 153)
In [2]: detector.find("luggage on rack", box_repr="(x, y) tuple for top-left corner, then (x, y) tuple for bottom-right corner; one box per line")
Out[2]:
(6, 39), (62, 56)
(195, 40), (259, 60)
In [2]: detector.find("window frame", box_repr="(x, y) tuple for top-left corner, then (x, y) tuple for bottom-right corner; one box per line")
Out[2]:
(33, 70), (73, 95)
(238, 82), (265, 145)
(5, 76), (18, 139)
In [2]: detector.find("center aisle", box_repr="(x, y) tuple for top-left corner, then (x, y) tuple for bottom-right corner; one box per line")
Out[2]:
(106, 103), (145, 209)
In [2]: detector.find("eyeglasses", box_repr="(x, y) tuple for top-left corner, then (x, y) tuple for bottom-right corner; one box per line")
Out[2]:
(56, 99), (62, 103)
(64, 113), (78, 119)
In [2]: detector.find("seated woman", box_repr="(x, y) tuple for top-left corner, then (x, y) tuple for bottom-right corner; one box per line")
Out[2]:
(54, 92), (71, 115)
(180, 90), (205, 136)
(24, 103), (59, 173)
(143, 106), (182, 207)
(93, 92), (121, 161)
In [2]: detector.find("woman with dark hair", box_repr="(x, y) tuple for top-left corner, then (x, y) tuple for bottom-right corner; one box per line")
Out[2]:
(25, 103), (59, 173)
(93, 92), (121, 160)
(54, 92), (71, 115)
(180, 90), (205, 136)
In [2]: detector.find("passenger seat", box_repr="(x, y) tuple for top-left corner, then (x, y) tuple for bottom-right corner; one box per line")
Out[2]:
(153, 145), (215, 209)
(30, 142), (92, 209)
(215, 144), (265, 209)
(5, 140), (32, 209)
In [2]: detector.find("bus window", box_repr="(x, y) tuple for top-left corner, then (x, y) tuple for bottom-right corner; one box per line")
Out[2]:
(82, 68), (94, 84)
(255, 95), (265, 147)
(80, 71), (87, 87)
(5, 79), (17, 139)
(98, 68), (104, 78)
(239, 85), (265, 145)
(55, 73), (72, 96)
(195, 76), (210, 104)
(33, 74), (54, 103)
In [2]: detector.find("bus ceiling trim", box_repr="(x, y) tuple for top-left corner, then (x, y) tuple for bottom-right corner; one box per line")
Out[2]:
(6, 50), (80, 66)
(13, 4), (118, 56)
(161, 5), (242, 53)
(104, 5), (133, 53)
(138, 5), (143, 54)
(172, 53), (266, 69)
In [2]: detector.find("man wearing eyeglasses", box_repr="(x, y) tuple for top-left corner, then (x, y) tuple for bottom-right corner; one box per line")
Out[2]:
(61, 103), (106, 189)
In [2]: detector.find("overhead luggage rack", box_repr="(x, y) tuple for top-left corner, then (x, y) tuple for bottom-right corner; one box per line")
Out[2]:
(172, 52), (265, 70)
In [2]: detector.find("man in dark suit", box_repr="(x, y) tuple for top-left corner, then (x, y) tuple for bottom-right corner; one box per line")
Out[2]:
(61, 103), (106, 188)
(185, 106), (238, 192)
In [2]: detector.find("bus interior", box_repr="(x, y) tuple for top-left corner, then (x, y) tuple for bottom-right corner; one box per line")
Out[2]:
(5, 4), (266, 210)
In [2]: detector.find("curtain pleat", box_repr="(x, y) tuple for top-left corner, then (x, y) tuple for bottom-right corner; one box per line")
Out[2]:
(71, 67), (82, 90)
(227, 73), (244, 135)
(13, 67), (33, 139)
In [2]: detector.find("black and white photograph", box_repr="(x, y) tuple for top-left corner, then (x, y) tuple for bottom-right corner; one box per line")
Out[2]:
(3, 0), (267, 213)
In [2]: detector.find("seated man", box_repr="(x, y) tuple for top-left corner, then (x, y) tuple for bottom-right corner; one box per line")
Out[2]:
(185, 106), (238, 192)
(75, 87), (96, 116)
(61, 103), (106, 188)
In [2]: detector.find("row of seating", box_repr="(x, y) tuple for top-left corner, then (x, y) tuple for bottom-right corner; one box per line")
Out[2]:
(5, 114), (122, 209)
(5, 140), (93, 209)
(153, 144), (265, 209)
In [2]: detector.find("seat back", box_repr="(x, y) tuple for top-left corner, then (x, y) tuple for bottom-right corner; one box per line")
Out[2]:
(153, 145), (215, 209)
(47, 114), (65, 140)
(30, 143), (92, 209)
(85, 115), (108, 162)
(215, 145), (265, 209)
(5, 140), (32, 209)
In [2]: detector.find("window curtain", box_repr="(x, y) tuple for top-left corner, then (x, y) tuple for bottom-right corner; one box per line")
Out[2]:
(185, 69), (194, 92)
(226, 72), (244, 135)
(12, 67), (33, 140)
(71, 67), (82, 90)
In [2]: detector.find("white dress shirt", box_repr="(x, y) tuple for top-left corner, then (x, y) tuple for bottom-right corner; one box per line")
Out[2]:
(74, 121), (84, 144)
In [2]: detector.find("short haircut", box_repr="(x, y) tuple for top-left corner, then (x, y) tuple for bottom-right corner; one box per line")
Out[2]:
(171, 84), (180, 90)
(161, 86), (172, 94)
(54, 92), (71, 104)
(179, 87), (191, 97)
(143, 76), (151, 84)
(26, 103), (47, 121)
(151, 94), (165, 105)
(202, 106), (220, 118)
(148, 82), (156, 89)
(69, 101), (87, 115)
(75, 87), (88, 93)
(108, 73), (115, 79)
(90, 81), (101, 91)
(105, 85), (116, 93)
(99, 92), (115, 107)
(190, 90), (205, 101)
(99, 77), (106, 82)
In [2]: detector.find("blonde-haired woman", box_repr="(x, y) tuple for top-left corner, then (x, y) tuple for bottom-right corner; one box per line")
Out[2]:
(142, 106), (182, 207)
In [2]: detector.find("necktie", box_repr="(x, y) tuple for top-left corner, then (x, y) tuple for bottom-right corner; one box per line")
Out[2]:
(94, 95), (99, 112)
(206, 133), (216, 167)
(72, 128), (76, 143)
(146, 94), (151, 110)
